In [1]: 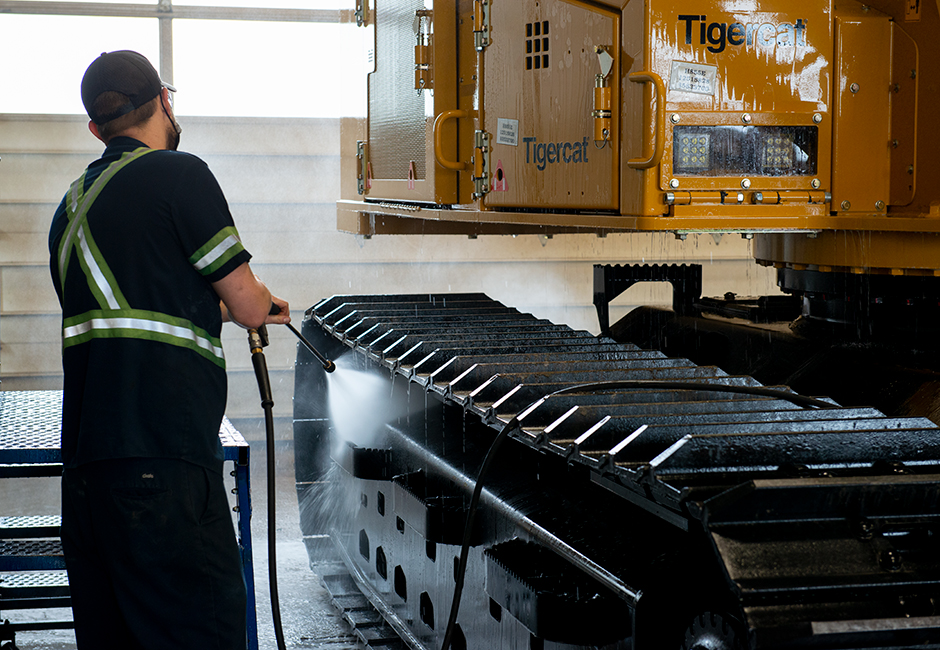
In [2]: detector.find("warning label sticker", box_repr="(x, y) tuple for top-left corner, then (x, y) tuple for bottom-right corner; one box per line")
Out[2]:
(669, 61), (718, 96)
(496, 118), (519, 146)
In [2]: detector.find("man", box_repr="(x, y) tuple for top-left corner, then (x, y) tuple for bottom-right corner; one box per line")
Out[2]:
(48, 50), (289, 649)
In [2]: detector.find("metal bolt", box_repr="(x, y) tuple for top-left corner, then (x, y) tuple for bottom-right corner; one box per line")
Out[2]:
(753, 192), (764, 204)
(675, 232), (687, 241)
(880, 549), (902, 572)
(736, 192), (745, 203)
(909, 165), (914, 175)
(811, 179), (821, 189)
(850, 83), (860, 93)
(893, 139), (900, 149)
(894, 83), (900, 93)
(911, 69), (917, 79)
(742, 113), (752, 124)
(669, 178), (680, 189)
(841, 200), (852, 210)
(670, 113), (681, 124)
(813, 113), (822, 124)
(741, 178), (751, 189)
(876, 200), (885, 210)
(665, 192), (676, 205)
(741, 233), (754, 240)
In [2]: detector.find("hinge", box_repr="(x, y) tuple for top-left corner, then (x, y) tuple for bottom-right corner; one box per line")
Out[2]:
(473, 0), (491, 51)
(472, 130), (491, 199)
(356, 140), (369, 195)
(355, 0), (369, 27)
(414, 9), (433, 93)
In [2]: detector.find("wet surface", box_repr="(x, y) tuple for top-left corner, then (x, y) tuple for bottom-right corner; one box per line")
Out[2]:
(1, 420), (361, 650)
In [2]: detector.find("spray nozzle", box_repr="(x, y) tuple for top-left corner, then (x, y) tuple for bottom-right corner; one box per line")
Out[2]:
(267, 303), (336, 373)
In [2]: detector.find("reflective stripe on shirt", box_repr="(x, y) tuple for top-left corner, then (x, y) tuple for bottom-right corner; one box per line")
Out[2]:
(188, 226), (245, 276)
(63, 309), (225, 368)
(58, 148), (154, 300)
(57, 149), (227, 369)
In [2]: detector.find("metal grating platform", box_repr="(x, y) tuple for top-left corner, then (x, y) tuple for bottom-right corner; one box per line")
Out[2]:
(0, 390), (259, 649)
(0, 391), (63, 464)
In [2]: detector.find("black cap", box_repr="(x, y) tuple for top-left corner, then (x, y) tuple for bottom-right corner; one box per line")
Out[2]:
(81, 50), (176, 125)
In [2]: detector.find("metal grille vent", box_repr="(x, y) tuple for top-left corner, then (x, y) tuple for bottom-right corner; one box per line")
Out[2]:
(525, 21), (550, 70)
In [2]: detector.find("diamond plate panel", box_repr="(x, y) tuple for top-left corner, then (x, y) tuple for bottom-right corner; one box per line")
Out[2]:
(369, 0), (428, 181)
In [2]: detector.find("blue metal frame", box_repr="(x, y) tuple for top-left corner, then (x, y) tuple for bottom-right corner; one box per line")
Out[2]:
(0, 390), (258, 649)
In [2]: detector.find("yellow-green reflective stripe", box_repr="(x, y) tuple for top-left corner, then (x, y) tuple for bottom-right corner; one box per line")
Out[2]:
(58, 148), (153, 295)
(63, 314), (225, 368)
(190, 228), (244, 275)
(75, 224), (122, 309)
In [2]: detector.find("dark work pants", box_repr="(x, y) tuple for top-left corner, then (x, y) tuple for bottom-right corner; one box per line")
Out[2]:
(61, 458), (247, 650)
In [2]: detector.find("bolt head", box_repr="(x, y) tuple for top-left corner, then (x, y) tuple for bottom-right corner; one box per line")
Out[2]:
(742, 113), (752, 124)
(850, 82), (860, 93)
(876, 200), (886, 210)
(811, 179), (821, 189)
(741, 178), (751, 189)
(813, 113), (823, 124)
(669, 178), (680, 189)
(670, 113), (680, 124)
(841, 200), (852, 211)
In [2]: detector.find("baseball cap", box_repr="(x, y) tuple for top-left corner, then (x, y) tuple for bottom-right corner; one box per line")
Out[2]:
(81, 50), (177, 125)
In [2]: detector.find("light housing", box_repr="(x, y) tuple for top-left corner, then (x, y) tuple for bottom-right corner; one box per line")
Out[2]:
(672, 125), (818, 177)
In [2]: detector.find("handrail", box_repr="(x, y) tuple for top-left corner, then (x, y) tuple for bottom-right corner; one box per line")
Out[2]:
(433, 109), (469, 171)
(627, 71), (666, 169)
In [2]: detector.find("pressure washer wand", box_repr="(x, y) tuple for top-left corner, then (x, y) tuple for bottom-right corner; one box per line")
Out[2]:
(285, 322), (335, 373)
(266, 303), (335, 373)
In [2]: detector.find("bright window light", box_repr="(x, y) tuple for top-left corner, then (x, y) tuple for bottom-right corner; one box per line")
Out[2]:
(173, 20), (361, 118)
(174, 0), (348, 6)
(0, 14), (159, 115)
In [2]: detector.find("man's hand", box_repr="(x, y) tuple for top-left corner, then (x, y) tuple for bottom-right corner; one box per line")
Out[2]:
(267, 295), (291, 325)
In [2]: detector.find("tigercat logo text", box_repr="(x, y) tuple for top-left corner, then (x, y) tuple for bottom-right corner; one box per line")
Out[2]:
(523, 137), (590, 171)
(679, 14), (807, 53)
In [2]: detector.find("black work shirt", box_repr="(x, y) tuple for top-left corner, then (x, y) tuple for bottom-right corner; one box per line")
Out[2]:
(49, 137), (251, 471)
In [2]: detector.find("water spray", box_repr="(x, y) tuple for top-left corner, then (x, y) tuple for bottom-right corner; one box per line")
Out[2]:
(247, 306), (335, 650)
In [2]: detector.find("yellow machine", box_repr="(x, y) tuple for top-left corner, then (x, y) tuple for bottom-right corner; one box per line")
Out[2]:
(340, 0), (940, 330)
(309, 5), (940, 648)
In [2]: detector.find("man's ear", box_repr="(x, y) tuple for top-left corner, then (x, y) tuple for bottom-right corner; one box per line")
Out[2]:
(88, 120), (106, 144)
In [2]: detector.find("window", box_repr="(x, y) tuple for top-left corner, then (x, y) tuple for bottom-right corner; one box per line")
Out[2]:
(0, 14), (159, 115)
(0, 2), (363, 117)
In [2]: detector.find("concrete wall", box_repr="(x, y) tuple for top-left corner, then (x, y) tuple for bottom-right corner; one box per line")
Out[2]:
(0, 113), (780, 431)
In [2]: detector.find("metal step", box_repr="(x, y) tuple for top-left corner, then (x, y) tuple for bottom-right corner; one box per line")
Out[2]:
(0, 516), (61, 540)
(0, 571), (71, 610)
(0, 540), (65, 572)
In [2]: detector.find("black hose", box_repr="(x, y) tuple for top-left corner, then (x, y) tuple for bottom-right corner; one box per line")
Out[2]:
(439, 379), (836, 650)
(248, 328), (287, 650)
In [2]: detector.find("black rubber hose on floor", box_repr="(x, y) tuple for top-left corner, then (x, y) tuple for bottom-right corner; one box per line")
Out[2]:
(248, 327), (287, 650)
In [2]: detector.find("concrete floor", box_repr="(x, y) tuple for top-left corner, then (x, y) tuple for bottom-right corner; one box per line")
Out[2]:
(1, 420), (361, 650)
